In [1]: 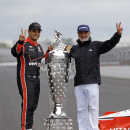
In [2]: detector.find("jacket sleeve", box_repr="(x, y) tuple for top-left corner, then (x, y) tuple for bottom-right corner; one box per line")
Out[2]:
(41, 48), (50, 60)
(11, 40), (24, 57)
(69, 46), (74, 58)
(98, 32), (121, 54)
(44, 50), (49, 61)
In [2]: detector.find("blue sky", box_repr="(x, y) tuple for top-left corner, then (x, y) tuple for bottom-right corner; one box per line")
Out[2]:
(0, 0), (129, 42)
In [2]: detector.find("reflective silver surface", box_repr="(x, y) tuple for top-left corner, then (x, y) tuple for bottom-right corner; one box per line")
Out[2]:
(41, 29), (75, 130)
(47, 50), (69, 117)
(44, 118), (73, 130)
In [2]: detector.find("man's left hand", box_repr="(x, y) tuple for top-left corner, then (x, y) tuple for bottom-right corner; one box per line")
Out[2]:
(116, 22), (123, 35)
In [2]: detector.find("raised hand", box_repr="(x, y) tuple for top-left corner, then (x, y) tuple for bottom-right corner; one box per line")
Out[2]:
(19, 29), (26, 41)
(48, 45), (53, 51)
(116, 22), (123, 35)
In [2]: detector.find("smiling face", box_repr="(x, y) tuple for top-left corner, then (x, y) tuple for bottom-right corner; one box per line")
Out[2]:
(28, 29), (41, 43)
(78, 31), (90, 43)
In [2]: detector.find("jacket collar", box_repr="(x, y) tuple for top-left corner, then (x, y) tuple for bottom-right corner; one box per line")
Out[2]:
(24, 36), (38, 46)
(77, 37), (92, 46)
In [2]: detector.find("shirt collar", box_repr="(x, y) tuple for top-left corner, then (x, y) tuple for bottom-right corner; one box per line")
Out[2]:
(24, 36), (38, 46)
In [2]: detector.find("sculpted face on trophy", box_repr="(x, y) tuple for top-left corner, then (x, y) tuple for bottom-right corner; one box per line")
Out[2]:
(40, 29), (76, 130)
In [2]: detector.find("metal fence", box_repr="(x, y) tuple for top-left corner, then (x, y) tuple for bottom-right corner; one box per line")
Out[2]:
(1, 43), (130, 65)
(100, 43), (130, 66)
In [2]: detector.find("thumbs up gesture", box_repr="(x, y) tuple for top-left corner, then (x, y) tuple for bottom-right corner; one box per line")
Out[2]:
(19, 29), (26, 41)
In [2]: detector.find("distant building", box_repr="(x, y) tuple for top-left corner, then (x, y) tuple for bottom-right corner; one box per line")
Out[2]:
(0, 39), (14, 48)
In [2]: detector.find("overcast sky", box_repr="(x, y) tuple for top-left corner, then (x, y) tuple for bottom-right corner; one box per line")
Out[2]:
(0, 0), (130, 43)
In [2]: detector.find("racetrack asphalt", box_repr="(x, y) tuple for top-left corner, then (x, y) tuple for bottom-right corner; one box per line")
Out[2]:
(0, 66), (130, 130)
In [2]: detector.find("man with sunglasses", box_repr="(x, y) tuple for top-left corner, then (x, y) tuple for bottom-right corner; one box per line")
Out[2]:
(11, 22), (52, 130)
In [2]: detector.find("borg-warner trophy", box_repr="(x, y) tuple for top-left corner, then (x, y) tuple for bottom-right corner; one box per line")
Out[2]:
(40, 29), (76, 130)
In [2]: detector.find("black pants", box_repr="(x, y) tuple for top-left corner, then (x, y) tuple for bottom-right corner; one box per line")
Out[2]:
(17, 75), (40, 129)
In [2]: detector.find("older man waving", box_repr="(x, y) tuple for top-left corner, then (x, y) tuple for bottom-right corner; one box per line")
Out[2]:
(69, 22), (123, 130)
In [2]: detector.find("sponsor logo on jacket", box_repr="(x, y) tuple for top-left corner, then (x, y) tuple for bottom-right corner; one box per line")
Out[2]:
(88, 49), (92, 51)
(38, 46), (42, 52)
(29, 62), (37, 66)
(29, 46), (34, 51)
(29, 49), (34, 51)
(29, 62), (41, 67)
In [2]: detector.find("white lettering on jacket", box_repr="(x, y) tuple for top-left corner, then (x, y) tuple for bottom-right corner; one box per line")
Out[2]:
(29, 62), (37, 66)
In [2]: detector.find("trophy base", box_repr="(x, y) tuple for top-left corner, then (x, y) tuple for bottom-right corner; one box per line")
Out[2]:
(44, 117), (73, 130)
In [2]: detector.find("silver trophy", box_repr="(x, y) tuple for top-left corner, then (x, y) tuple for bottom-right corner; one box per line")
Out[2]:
(40, 29), (76, 130)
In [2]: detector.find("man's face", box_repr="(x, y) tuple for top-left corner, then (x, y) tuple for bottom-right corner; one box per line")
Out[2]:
(78, 31), (90, 42)
(28, 29), (41, 42)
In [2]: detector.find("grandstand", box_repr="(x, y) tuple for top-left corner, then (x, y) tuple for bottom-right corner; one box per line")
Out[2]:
(100, 43), (130, 66)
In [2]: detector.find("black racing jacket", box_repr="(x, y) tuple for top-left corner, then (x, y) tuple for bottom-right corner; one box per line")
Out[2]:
(11, 36), (44, 77)
(69, 32), (121, 86)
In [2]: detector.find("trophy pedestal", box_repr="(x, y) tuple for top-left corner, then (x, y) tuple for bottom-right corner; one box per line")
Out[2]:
(44, 117), (73, 130)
